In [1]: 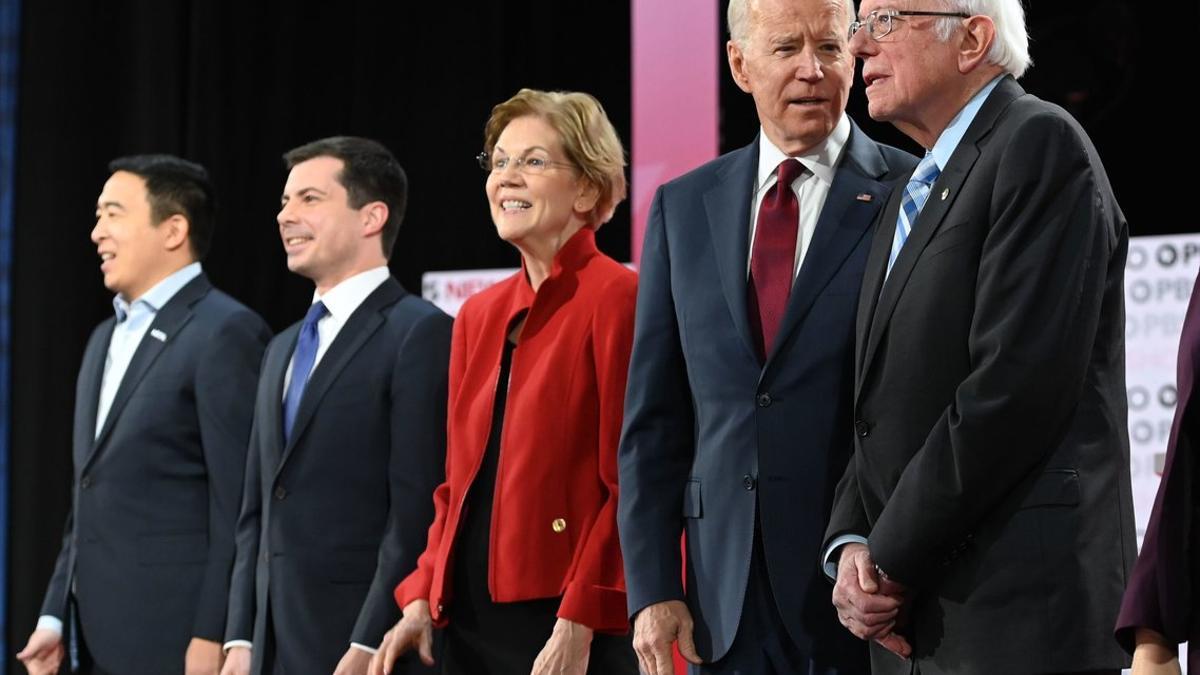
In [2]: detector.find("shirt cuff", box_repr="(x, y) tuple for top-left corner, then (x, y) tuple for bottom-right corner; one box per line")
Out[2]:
(351, 642), (378, 655)
(822, 534), (869, 580)
(36, 615), (63, 635)
(223, 640), (253, 654)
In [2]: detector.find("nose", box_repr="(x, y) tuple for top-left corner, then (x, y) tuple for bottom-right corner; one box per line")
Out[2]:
(794, 49), (824, 82)
(277, 200), (296, 226)
(849, 24), (874, 58)
(91, 219), (105, 244)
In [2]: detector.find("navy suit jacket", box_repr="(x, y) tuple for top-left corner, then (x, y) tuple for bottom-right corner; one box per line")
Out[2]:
(617, 121), (916, 663)
(40, 273), (270, 675)
(225, 276), (450, 675)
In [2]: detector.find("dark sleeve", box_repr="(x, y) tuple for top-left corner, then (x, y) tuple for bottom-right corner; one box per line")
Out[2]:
(351, 308), (452, 647)
(191, 309), (271, 640)
(38, 509), (75, 621)
(616, 187), (696, 618)
(869, 113), (1124, 586)
(224, 344), (273, 644)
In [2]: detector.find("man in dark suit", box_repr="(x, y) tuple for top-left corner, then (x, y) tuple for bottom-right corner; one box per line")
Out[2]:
(1115, 273), (1200, 673)
(221, 137), (450, 675)
(16, 155), (271, 675)
(826, 2), (1134, 673)
(616, 0), (916, 672)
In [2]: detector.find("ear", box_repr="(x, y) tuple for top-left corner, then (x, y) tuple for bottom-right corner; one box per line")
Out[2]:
(957, 15), (996, 74)
(727, 39), (754, 94)
(360, 201), (389, 238)
(574, 181), (601, 216)
(160, 214), (191, 253)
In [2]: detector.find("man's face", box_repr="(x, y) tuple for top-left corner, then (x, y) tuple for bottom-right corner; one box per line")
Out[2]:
(851, 0), (960, 128)
(727, 0), (854, 155)
(91, 171), (173, 301)
(277, 156), (366, 290)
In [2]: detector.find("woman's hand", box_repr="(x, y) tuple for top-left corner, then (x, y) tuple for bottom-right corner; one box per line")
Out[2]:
(531, 618), (593, 675)
(368, 600), (436, 675)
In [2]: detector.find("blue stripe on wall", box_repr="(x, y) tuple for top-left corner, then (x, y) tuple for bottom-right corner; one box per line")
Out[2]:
(0, 0), (19, 660)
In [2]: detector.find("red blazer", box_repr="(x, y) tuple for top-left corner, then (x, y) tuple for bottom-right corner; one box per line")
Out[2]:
(395, 228), (637, 633)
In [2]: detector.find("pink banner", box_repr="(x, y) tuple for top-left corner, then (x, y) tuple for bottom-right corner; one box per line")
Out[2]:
(631, 0), (720, 264)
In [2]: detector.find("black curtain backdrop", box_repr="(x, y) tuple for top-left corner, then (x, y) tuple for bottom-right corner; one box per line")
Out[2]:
(7, 2), (630, 669)
(6, 0), (1186, 671)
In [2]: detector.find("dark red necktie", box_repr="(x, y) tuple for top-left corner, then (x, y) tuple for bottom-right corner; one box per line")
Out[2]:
(748, 159), (804, 360)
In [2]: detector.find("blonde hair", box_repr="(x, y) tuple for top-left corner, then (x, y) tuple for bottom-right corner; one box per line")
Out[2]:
(483, 88), (628, 227)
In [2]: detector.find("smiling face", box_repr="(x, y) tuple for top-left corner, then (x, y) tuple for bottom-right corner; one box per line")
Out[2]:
(485, 115), (595, 253)
(277, 155), (380, 292)
(91, 171), (181, 301)
(727, 0), (854, 155)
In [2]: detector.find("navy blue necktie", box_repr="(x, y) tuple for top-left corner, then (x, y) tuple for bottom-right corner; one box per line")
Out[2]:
(283, 301), (327, 443)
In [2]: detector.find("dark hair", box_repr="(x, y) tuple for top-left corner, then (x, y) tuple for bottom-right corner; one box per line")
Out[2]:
(107, 154), (215, 260)
(283, 136), (408, 259)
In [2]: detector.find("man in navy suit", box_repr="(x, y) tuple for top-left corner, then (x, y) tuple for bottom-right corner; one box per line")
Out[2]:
(615, 0), (916, 672)
(17, 155), (271, 675)
(222, 137), (451, 675)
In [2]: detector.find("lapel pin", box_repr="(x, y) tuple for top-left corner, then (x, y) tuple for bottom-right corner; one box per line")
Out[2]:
(856, 193), (873, 202)
(940, 188), (949, 200)
(150, 329), (167, 342)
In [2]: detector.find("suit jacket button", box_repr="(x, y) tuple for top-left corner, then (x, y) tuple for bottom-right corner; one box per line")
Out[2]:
(854, 420), (870, 437)
(274, 486), (288, 500)
(436, 603), (444, 614)
(80, 476), (93, 489)
(756, 393), (772, 408)
(743, 474), (756, 491)
(551, 518), (567, 533)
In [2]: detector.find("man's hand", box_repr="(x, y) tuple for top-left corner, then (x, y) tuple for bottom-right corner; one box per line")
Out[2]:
(831, 543), (911, 658)
(368, 599), (435, 675)
(631, 600), (702, 675)
(333, 646), (373, 675)
(16, 629), (63, 675)
(185, 638), (224, 675)
(530, 618), (593, 675)
(1131, 628), (1181, 675)
(219, 645), (251, 675)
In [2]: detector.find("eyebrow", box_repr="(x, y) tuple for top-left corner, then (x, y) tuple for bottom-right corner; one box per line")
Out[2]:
(280, 186), (328, 203)
(493, 145), (552, 156)
(96, 200), (126, 212)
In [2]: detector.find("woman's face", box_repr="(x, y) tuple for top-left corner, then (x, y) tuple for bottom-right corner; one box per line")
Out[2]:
(485, 115), (588, 250)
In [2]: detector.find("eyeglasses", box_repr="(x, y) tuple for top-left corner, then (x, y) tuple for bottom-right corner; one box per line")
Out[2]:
(848, 8), (969, 41)
(477, 152), (576, 175)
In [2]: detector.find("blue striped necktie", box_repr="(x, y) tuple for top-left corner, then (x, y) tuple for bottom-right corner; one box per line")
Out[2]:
(886, 153), (941, 277)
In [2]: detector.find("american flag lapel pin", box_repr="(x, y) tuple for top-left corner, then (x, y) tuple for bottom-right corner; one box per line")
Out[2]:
(150, 329), (167, 342)
(856, 193), (873, 202)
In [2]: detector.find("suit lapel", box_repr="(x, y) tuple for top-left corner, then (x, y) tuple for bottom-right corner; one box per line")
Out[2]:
(85, 275), (211, 469)
(275, 278), (404, 473)
(855, 186), (902, 394)
(858, 76), (1025, 395)
(764, 123), (892, 373)
(261, 325), (299, 469)
(702, 142), (760, 364)
(74, 321), (115, 466)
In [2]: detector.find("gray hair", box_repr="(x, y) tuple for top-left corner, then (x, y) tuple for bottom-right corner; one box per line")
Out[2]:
(936, 0), (1032, 77)
(728, 0), (856, 47)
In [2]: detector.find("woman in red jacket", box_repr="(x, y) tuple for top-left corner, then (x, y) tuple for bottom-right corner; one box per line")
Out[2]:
(370, 89), (638, 675)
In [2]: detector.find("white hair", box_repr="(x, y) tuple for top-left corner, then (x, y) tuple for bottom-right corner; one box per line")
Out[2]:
(936, 0), (1032, 78)
(728, 0), (856, 47)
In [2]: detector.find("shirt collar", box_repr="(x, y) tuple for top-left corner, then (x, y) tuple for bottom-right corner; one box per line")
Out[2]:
(755, 113), (850, 193)
(113, 262), (203, 322)
(929, 75), (1004, 171)
(312, 266), (391, 323)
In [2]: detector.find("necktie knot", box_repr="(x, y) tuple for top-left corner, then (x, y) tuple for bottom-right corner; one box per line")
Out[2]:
(776, 159), (805, 190)
(911, 153), (940, 187)
(303, 301), (328, 329)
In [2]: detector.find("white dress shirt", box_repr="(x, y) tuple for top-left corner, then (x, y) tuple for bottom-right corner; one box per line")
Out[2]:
(747, 114), (851, 279)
